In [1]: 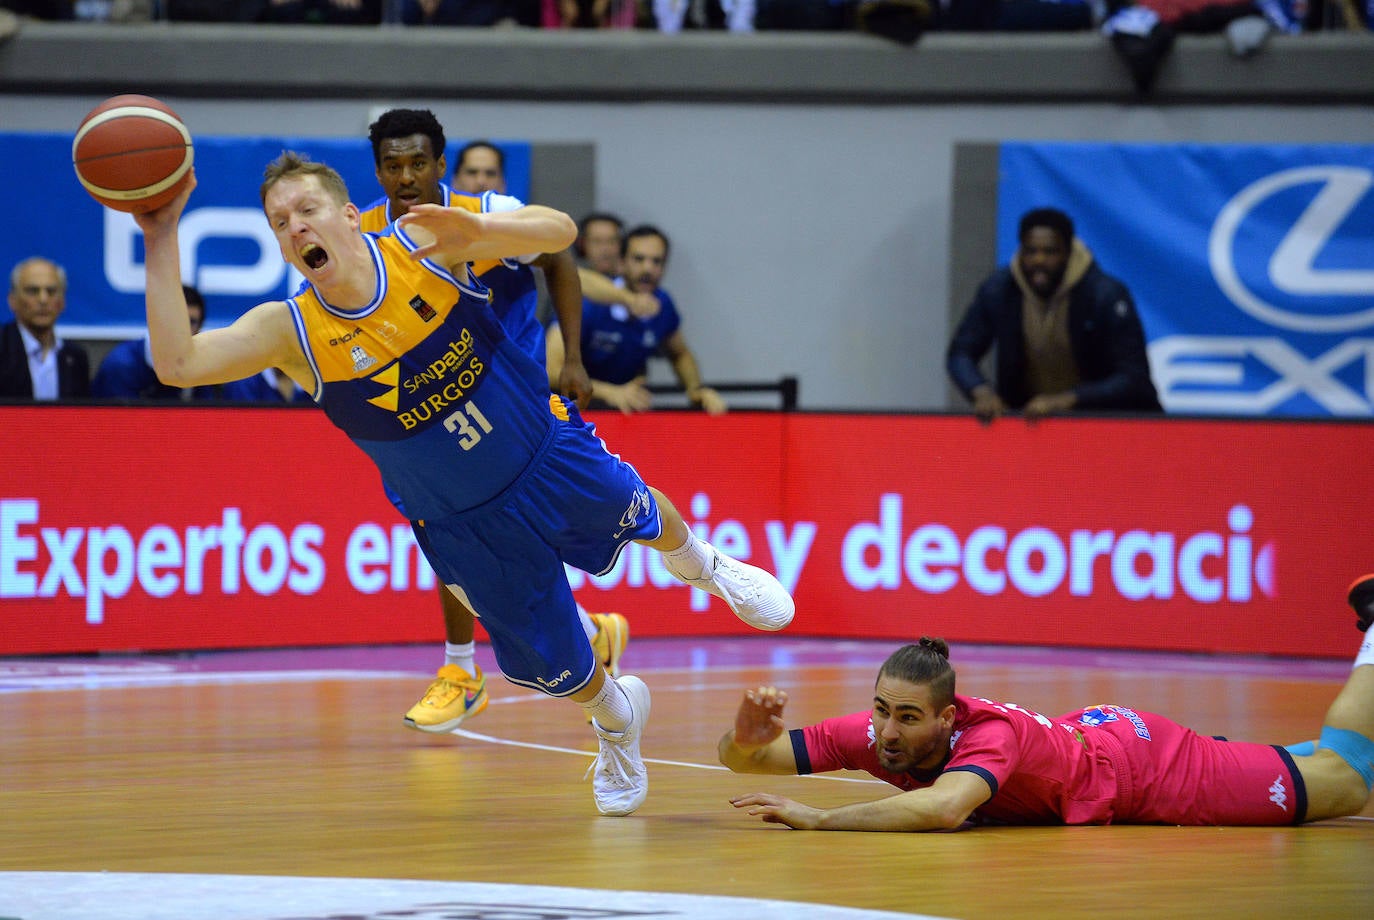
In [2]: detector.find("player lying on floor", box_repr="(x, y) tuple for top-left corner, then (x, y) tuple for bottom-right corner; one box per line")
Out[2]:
(718, 576), (1374, 831)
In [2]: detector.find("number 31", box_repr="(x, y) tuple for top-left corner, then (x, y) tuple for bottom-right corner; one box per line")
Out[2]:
(443, 402), (494, 450)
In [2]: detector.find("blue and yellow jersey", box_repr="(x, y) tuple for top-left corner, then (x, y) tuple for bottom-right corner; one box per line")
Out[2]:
(285, 227), (560, 519)
(358, 182), (453, 235)
(359, 185), (545, 363)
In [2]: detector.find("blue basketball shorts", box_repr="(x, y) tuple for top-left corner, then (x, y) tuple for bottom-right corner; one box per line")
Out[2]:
(412, 417), (662, 695)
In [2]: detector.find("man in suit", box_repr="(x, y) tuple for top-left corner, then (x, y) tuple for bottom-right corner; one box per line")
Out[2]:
(1, 257), (90, 399)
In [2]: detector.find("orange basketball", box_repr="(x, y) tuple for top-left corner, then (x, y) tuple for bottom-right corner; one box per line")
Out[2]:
(72, 94), (194, 214)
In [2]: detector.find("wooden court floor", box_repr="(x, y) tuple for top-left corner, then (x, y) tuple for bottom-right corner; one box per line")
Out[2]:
(2, 637), (1372, 919)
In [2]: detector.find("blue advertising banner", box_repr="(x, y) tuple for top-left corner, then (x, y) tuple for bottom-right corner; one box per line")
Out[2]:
(997, 142), (1374, 417)
(0, 132), (531, 337)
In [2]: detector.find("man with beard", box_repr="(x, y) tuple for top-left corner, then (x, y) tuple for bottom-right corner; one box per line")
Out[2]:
(945, 207), (1161, 422)
(548, 224), (728, 416)
(719, 579), (1374, 830)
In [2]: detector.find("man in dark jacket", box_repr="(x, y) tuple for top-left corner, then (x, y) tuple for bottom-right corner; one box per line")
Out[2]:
(946, 207), (1161, 421)
(1, 257), (89, 400)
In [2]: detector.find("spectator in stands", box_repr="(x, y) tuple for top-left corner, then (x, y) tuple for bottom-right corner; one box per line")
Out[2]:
(392, 0), (535, 25)
(653, 0), (755, 31)
(1, 256), (89, 400)
(577, 211), (627, 276)
(575, 211), (662, 321)
(220, 368), (313, 403)
(548, 224), (728, 415)
(451, 140), (507, 193)
(544, 0), (639, 27)
(946, 206), (1161, 421)
(92, 284), (216, 401)
(259, 0), (382, 22)
(754, 0), (846, 29)
(936, 0), (1091, 32)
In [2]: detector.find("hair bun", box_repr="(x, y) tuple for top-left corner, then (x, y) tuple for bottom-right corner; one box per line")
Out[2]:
(917, 636), (950, 659)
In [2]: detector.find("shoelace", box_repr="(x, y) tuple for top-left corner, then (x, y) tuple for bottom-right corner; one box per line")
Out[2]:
(427, 676), (478, 704)
(583, 738), (636, 787)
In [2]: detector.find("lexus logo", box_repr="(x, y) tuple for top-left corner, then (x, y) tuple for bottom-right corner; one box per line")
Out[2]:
(1209, 165), (1374, 333)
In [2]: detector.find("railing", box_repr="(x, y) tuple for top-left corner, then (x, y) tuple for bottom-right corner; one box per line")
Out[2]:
(644, 375), (799, 412)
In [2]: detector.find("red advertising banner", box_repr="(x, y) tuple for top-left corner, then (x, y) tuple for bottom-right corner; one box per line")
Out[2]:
(2, 405), (1370, 658)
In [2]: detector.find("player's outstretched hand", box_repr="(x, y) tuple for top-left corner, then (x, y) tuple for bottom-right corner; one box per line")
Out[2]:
(734, 686), (788, 751)
(132, 169), (196, 238)
(729, 792), (821, 830)
(397, 203), (483, 262)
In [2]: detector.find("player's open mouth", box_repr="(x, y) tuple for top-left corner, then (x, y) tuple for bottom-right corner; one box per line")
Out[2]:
(301, 243), (329, 271)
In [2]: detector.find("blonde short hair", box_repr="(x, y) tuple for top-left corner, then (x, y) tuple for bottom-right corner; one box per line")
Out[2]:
(260, 151), (350, 207)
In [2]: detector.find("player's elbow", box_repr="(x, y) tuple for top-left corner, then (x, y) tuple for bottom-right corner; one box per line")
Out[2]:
(151, 354), (194, 388)
(922, 798), (976, 831)
(717, 734), (759, 774)
(549, 212), (577, 251)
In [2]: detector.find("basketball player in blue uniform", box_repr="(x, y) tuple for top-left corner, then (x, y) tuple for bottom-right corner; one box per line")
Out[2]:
(134, 154), (794, 816)
(360, 109), (632, 732)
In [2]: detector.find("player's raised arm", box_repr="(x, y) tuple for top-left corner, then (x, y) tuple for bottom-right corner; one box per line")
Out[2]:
(134, 175), (300, 389)
(719, 687), (800, 774)
(397, 202), (576, 266)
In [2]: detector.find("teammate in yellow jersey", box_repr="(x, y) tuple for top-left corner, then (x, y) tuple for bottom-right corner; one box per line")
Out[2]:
(362, 109), (629, 732)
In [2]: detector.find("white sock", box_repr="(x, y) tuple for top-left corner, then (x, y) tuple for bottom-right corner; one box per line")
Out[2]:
(578, 604), (597, 642)
(661, 528), (715, 583)
(1356, 631), (1374, 671)
(445, 641), (477, 675)
(581, 677), (633, 733)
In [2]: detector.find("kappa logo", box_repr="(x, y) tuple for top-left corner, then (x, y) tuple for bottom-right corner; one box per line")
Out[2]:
(1210, 165), (1374, 333)
(1268, 774), (1288, 811)
(1077, 707), (1120, 728)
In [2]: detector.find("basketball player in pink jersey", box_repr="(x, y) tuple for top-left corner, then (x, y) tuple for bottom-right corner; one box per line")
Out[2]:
(720, 580), (1374, 830)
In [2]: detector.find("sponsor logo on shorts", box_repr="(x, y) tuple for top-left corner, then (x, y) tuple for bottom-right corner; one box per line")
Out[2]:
(614, 488), (653, 539)
(1269, 775), (1288, 812)
(537, 668), (574, 690)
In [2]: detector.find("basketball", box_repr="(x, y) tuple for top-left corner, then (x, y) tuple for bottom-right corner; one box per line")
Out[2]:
(72, 94), (194, 214)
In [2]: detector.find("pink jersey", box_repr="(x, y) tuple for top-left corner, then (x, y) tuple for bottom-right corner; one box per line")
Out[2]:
(797, 695), (1305, 826)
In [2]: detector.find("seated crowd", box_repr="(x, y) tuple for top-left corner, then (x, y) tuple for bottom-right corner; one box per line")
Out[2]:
(0, 0), (1362, 37)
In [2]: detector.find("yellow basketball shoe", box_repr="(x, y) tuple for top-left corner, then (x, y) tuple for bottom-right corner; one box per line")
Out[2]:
(589, 612), (630, 678)
(403, 664), (488, 733)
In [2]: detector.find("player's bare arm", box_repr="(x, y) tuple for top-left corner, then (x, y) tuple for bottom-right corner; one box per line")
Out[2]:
(535, 248), (592, 408)
(719, 686), (798, 774)
(135, 173), (305, 389)
(664, 331), (727, 415)
(578, 267), (661, 318)
(731, 771), (994, 832)
(397, 202), (576, 266)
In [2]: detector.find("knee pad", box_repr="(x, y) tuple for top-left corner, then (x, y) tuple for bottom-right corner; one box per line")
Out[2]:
(1318, 726), (1374, 792)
